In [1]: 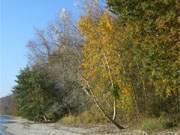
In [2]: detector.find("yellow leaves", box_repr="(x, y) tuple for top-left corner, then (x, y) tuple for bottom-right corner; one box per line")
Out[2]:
(99, 13), (114, 33)
(79, 11), (136, 119)
(79, 13), (122, 82)
(79, 12), (120, 44)
(78, 16), (97, 38)
(78, 16), (91, 32)
(177, 16), (180, 24)
(155, 17), (168, 29)
(165, 88), (171, 97)
(116, 84), (134, 119)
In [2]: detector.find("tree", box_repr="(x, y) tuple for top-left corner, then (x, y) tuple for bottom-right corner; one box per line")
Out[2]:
(78, 12), (136, 129)
(13, 67), (60, 122)
(107, 0), (180, 121)
(27, 9), (87, 118)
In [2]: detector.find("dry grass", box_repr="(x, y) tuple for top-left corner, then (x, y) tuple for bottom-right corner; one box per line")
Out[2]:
(60, 106), (107, 125)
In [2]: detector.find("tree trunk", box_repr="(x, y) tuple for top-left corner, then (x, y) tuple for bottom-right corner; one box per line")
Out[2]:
(112, 98), (116, 120)
(82, 76), (126, 129)
(89, 88), (126, 129)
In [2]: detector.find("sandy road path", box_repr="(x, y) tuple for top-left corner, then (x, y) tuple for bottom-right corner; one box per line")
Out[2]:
(3, 117), (179, 135)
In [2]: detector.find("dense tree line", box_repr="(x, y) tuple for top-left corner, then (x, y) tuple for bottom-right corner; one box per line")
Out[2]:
(0, 95), (17, 115)
(13, 9), (88, 122)
(106, 0), (180, 124)
(13, 0), (179, 128)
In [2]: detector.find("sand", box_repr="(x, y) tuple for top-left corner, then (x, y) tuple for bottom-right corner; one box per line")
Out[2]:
(3, 117), (179, 135)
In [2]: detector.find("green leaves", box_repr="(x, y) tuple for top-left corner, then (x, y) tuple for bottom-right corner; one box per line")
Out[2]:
(13, 67), (59, 122)
(111, 84), (120, 99)
(107, 0), (180, 118)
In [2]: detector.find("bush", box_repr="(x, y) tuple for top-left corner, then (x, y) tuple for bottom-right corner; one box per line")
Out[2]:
(13, 67), (60, 122)
(163, 121), (177, 129)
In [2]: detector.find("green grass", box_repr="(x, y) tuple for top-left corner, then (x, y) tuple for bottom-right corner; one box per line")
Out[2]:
(134, 117), (178, 131)
(139, 118), (164, 130)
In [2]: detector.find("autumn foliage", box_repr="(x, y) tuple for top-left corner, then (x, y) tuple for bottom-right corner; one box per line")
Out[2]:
(12, 0), (179, 129)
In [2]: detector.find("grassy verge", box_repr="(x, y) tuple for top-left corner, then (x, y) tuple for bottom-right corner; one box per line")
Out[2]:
(59, 106), (107, 126)
(60, 114), (179, 131)
(131, 116), (179, 132)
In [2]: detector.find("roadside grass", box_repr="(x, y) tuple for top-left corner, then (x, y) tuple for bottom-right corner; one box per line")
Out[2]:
(132, 116), (179, 132)
(59, 106), (107, 126)
(59, 107), (179, 132)
(138, 118), (164, 131)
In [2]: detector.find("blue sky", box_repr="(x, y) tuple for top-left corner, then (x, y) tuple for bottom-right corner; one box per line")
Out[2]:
(0, 0), (80, 97)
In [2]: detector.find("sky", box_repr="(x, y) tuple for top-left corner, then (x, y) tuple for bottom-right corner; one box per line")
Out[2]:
(0, 0), (80, 98)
